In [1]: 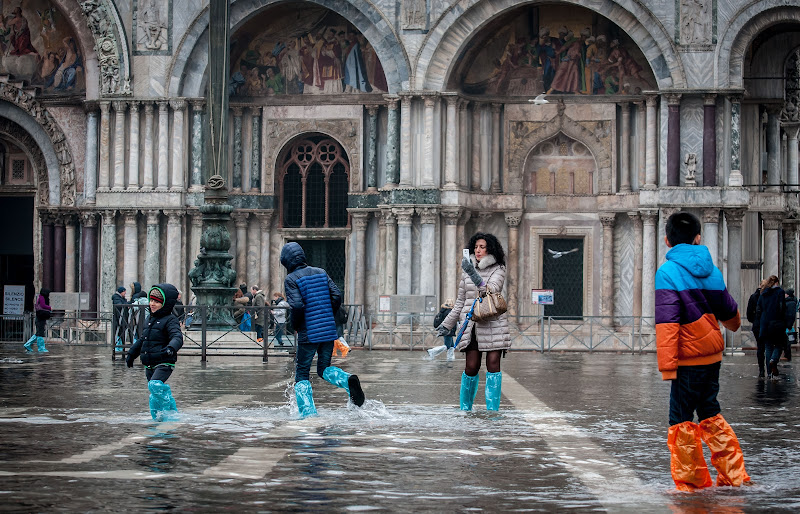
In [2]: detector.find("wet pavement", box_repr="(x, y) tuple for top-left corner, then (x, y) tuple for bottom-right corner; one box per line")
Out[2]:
(0, 344), (798, 512)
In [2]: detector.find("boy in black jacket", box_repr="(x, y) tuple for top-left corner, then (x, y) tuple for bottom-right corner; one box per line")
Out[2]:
(126, 283), (184, 420)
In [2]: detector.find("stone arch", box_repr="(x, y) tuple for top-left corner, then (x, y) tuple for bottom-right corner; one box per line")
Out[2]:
(418, 0), (684, 91)
(0, 83), (76, 206)
(168, 0), (410, 97)
(717, 1), (800, 88)
(507, 109), (612, 195)
(0, 118), (49, 206)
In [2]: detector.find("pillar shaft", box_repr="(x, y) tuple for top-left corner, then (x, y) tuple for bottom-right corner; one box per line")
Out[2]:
(65, 217), (76, 294)
(157, 102), (169, 189)
(53, 217), (66, 292)
(84, 107), (99, 202)
(165, 212), (183, 286)
(782, 224), (797, 294)
(121, 210), (138, 290)
(725, 210), (745, 347)
(703, 95), (717, 186)
(641, 211), (658, 321)
(702, 209), (720, 266)
(247, 215), (260, 287)
(232, 107), (243, 191)
(233, 212), (248, 285)
(767, 108), (781, 191)
(128, 101), (140, 188)
(458, 100), (469, 187)
(352, 212), (370, 305)
(142, 102), (155, 189)
(394, 208), (414, 295)
(385, 97), (399, 186)
(98, 102), (110, 190)
(472, 102), (482, 191)
(786, 124), (800, 187)
(112, 101), (126, 190)
(80, 213), (98, 317)
(505, 213), (521, 319)
(419, 208), (437, 297)
(444, 97), (457, 188)
(763, 214), (782, 278)
(399, 96), (412, 186)
(619, 102), (631, 192)
(170, 99), (186, 191)
(250, 106), (261, 192)
(257, 213), (272, 293)
(367, 106), (378, 190)
(600, 213), (616, 322)
(666, 94), (681, 186)
(100, 210), (117, 314)
(144, 210), (161, 291)
(384, 213), (397, 294)
(41, 214), (54, 290)
(645, 96), (658, 187)
(422, 96), (435, 186)
(729, 95), (743, 186)
(190, 101), (204, 189)
(442, 209), (461, 303)
(490, 103), (501, 193)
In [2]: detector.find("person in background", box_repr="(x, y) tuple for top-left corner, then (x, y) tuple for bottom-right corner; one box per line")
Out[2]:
(24, 287), (51, 353)
(233, 287), (249, 325)
(784, 288), (796, 362)
(129, 282), (146, 303)
(252, 286), (266, 343)
(756, 275), (788, 379)
(112, 286), (127, 350)
(746, 279), (767, 378)
(429, 299), (456, 361)
(271, 292), (290, 347)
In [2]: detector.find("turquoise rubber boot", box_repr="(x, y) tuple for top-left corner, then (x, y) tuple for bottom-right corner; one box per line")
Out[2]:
(23, 334), (36, 352)
(485, 371), (502, 411)
(36, 337), (48, 353)
(322, 366), (365, 406)
(295, 380), (318, 418)
(148, 380), (178, 421)
(460, 372), (479, 411)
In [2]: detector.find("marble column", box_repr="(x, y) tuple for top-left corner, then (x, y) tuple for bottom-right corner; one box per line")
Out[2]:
(53, 214), (66, 292)
(352, 212), (370, 305)
(142, 102), (155, 189)
(170, 99), (186, 191)
(394, 208), (414, 295)
(143, 210), (161, 291)
(641, 210), (658, 322)
(444, 96), (458, 189)
(80, 212), (98, 316)
(100, 210), (117, 314)
(636, 101), (646, 189)
(377, 211), (387, 293)
(128, 101), (140, 188)
(232, 212), (248, 285)
(386, 96), (400, 186)
(41, 211), (54, 290)
(84, 105), (99, 203)
(490, 103), (502, 193)
(367, 105), (379, 191)
(384, 211), (397, 294)
(419, 208), (437, 297)
(190, 100), (204, 190)
(645, 95), (658, 187)
(399, 95), (412, 186)
(256, 213), (272, 293)
(666, 94), (681, 186)
(232, 106), (243, 191)
(763, 213), (782, 278)
(471, 102), (482, 191)
(767, 106), (781, 191)
(725, 209), (745, 346)
(247, 214), (261, 287)
(98, 101), (111, 190)
(165, 211), (183, 286)
(786, 124), (800, 187)
(112, 100), (126, 190)
(703, 94), (717, 186)
(702, 209), (720, 265)
(441, 208), (461, 303)
(157, 101), (169, 189)
(619, 102), (631, 192)
(65, 214), (76, 294)
(188, 209), (201, 283)
(729, 94), (743, 186)
(782, 223), (797, 293)
(422, 96), (436, 187)
(630, 212), (643, 323)
(505, 212), (521, 319)
(458, 100), (470, 187)
(121, 209), (138, 289)
(600, 213), (616, 323)
(250, 106), (261, 192)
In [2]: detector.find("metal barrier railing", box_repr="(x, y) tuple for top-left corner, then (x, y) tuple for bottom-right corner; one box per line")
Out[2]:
(0, 313), (33, 342)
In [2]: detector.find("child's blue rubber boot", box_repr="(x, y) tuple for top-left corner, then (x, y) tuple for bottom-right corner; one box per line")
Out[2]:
(322, 366), (365, 406)
(23, 335), (36, 353)
(294, 380), (318, 418)
(148, 380), (178, 421)
(36, 337), (48, 353)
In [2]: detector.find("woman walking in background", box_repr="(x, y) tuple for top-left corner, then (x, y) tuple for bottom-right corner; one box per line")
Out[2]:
(756, 275), (790, 379)
(24, 288), (52, 353)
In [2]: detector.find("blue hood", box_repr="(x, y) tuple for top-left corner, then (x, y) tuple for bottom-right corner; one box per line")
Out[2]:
(665, 244), (714, 279)
(280, 242), (307, 273)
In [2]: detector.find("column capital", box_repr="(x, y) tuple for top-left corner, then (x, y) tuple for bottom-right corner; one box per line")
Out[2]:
(418, 207), (439, 224)
(52, 210), (66, 226)
(83, 100), (99, 113)
(645, 94), (658, 108)
(640, 209), (659, 224)
(766, 104), (783, 116)
(381, 208), (396, 226)
(617, 101), (631, 110)
(188, 208), (202, 223)
(664, 93), (682, 106)
(783, 122), (800, 140)
(724, 208), (746, 227)
(232, 211), (249, 226)
(599, 213), (616, 227)
(169, 98), (187, 111)
(490, 102), (503, 113)
(702, 208), (720, 224)
(441, 207), (463, 225)
(350, 210), (371, 230)
(255, 211), (274, 229)
(628, 211), (643, 229)
(143, 100), (155, 113)
(458, 98), (470, 111)
(703, 94), (717, 106)
(190, 98), (205, 112)
(157, 100), (169, 113)
(165, 210), (184, 223)
(111, 100), (127, 112)
(100, 209), (117, 224)
(144, 209), (161, 224)
(249, 105), (262, 116)
(120, 209), (138, 223)
(128, 100), (140, 113)
(231, 105), (244, 117)
(98, 100), (111, 113)
(366, 105), (379, 116)
(79, 211), (98, 227)
(504, 211), (523, 228)
(393, 207), (415, 225)
(444, 95), (458, 107)
(423, 96), (437, 108)
(762, 212), (784, 230)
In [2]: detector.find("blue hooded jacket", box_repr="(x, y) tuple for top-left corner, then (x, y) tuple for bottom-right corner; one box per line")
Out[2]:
(280, 242), (341, 344)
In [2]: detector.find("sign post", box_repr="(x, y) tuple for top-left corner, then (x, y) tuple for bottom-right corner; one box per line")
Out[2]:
(3, 285), (25, 319)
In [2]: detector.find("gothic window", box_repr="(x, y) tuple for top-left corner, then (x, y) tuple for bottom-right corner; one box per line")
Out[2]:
(279, 136), (349, 228)
(525, 134), (596, 195)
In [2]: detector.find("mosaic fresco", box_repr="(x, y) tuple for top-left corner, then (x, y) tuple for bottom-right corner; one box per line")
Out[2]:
(229, 4), (387, 97)
(0, 0), (84, 95)
(454, 5), (656, 96)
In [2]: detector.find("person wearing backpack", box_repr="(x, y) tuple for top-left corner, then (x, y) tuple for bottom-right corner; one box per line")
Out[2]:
(428, 299), (456, 361)
(756, 275), (787, 379)
(746, 279), (767, 378)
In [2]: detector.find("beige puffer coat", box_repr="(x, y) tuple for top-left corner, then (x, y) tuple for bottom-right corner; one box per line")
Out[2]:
(441, 254), (511, 351)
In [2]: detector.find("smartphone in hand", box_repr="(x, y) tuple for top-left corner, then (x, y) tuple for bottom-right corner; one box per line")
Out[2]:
(463, 249), (470, 260)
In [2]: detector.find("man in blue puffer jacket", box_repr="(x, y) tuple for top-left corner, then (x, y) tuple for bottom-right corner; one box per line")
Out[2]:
(280, 242), (365, 417)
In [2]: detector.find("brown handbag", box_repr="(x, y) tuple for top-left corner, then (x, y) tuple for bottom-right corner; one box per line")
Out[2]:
(471, 287), (507, 322)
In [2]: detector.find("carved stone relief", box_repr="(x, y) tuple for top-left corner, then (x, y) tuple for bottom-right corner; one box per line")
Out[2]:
(133, 0), (171, 55)
(402, 0), (427, 30)
(680, 0), (711, 45)
(80, 0), (131, 95)
(782, 48), (800, 123)
(0, 82), (75, 205)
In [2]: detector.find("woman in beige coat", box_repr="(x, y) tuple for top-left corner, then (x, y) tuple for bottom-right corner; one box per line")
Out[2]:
(437, 233), (511, 411)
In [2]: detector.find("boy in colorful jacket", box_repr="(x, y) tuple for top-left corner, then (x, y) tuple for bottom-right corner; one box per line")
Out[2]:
(655, 212), (750, 491)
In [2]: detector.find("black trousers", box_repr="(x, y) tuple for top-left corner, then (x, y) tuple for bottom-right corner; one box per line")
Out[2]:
(145, 364), (174, 383)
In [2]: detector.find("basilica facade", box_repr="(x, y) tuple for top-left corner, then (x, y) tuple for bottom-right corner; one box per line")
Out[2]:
(0, 0), (799, 331)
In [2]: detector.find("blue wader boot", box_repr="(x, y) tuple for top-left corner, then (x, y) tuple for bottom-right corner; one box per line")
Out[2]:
(148, 380), (178, 421)
(36, 337), (48, 353)
(294, 380), (318, 418)
(485, 371), (502, 411)
(23, 334), (36, 352)
(322, 366), (365, 407)
(460, 372), (479, 411)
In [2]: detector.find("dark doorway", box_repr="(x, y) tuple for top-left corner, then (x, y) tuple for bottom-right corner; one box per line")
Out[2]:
(542, 238), (583, 319)
(289, 239), (346, 297)
(0, 196), (34, 313)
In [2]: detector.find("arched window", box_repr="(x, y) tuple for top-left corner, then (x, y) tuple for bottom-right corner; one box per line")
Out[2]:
(279, 136), (349, 228)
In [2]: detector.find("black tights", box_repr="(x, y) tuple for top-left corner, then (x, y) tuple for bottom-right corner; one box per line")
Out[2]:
(464, 349), (502, 376)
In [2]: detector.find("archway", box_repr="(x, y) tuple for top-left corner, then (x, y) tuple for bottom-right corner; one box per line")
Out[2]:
(525, 133), (597, 195)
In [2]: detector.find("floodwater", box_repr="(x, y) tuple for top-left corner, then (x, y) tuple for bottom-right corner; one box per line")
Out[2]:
(0, 345), (798, 512)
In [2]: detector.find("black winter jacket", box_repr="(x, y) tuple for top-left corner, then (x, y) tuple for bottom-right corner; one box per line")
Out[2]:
(129, 282), (146, 303)
(746, 288), (761, 336)
(127, 283), (183, 366)
(757, 286), (788, 339)
(434, 307), (456, 337)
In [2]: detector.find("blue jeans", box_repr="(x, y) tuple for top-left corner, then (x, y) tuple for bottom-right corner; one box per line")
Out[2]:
(443, 335), (454, 349)
(274, 323), (285, 345)
(295, 340), (334, 382)
(669, 362), (721, 425)
(765, 335), (786, 368)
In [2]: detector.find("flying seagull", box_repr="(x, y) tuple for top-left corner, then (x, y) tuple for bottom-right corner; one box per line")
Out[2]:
(529, 93), (549, 105)
(547, 248), (579, 259)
